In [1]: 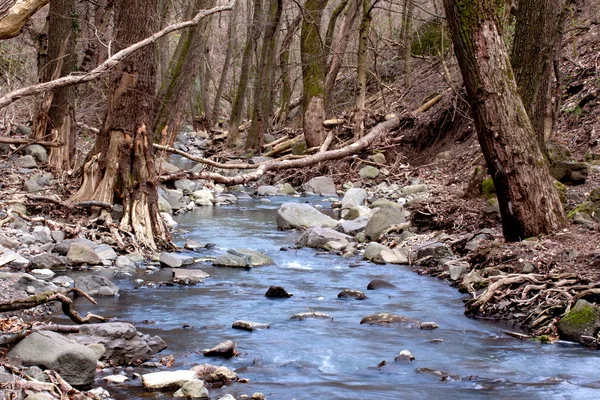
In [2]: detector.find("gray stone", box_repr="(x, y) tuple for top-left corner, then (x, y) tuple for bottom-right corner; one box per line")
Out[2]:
(380, 247), (409, 264)
(358, 166), (380, 179)
(66, 242), (102, 265)
(363, 242), (388, 263)
(395, 350), (415, 362)
(142, 370), (196, 390)
(340, 216), (369, 235)
(161, 212), (178, 229)
(416, 242), (454, 261)
(32, 226), (52, 243)
(448, 262), (469, 280)
(175, 179), (197, 195)
(16, 155), (38, 169)
(160, 252), (194, 268)
(68, 322), (167, 365)
(11, 273), (58, 294)
(158, 195), (173, 214)
(302, 176), (337, 196)
(7, 331), (97, 386)
(52, 275), (74, 288)
(213, 249), (274, 267)
(191, 364), (238, 383)
(232, 320), (270, 331)
(365, 208), (406, 241)
(172, 269), (210, 285)
(550, 161), (588, 185)
(557, 299), (600, 343)
(370, 153), (386, 165)
(155, 159), (180, 174)
(279, 183), (296, 195)
(25, 145), (48, 163)
(367, 279), (397, 290)
(257, 185), (279, 196)
(16, 125), (32, 136)
(24, 180), (43, 192)
(31, 253), (65, 270)
(94, 244), (117, 261)
(184, 239), (204, 251)
(370, 198), (403, 210)
(296, 227), (352, 250)
(74, 275), (119, 296)
(191, 189), (214, 206)
(290, 312), (332, 321)
(53, 238), (96, 256)
(341, 188), (367, 208)
(30, 268), (55, 279)
(0, 234), (20, 249)
(360, 313), (421, 328)
(276, 202), (338, 229)
(173, 379), (209, 398)
(51, 230), (65, 243)
(203, 340), (237, 358)
(115, 255), (136, 269)
(164, 189), (186, 210)
(573, 212), (596, 229)
(337, 289), (367, 300)
(401, 184), (429, 195)
(215, 194), (238, 204)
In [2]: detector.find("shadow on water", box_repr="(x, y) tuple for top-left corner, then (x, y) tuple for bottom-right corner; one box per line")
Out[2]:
(68, 195), (600, 399)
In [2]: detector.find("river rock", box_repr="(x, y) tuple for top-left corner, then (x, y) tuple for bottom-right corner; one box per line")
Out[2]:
(173, 379), (209, 398)
(164, 189), (186, 210)
(184, 239), (204, 251)
(380, 247), (409, 264)
(67, 242), (102, 265)
(364, 208), (406, 241)
(69, 322), (167, 364)
(218, 396), (236, 400)
(52, 275), (74, 288)
(30, 268), (55, 279)
(102, 374), (129, 383)
(279, 183), (296, 195)
(340, 216), (369, 235)
(24, 180), (43, 192)
(175, 179), (197, 195)
(359, 166), (380, 179)
(32, 226), (52, 244)
(447, 261), (469, 280)
(94, 244), (117, 262)
(7, 331), (97, 386)
(416, 242), (453, 261)
(302, 176), (337, 196)
(158, 195), (174, 214)
(257, 185), (279, 196)
(370, 153), (386, 165)
(291, 312), (333, 320)
(11, 273), (58, 294)
(276, 202), (338, 229)
(395, 350), (415, 362)
(142, 370), (196, 390)
(115, 255), (136, 270)
(360, 313), (421, 328)
(370, 198), (403, 210)
(363, 242), (388, 263)
(213, 248), (274, 267)
(232, 320), (270, 331)
(420, 322), (439, 330)
(296, 227), (353, 250)
(367, 279), (397, 290)
(0, 234), (20, 249)
(341, 188), (367, 208)
(75, 275), (119, 296)
(265, 285), (292, 298)
(337, 289), (367, 300)
(161, 212), (179, 229)
(191, 364), (238, 383)
(191, 189), (214, 206)
(557, 299), (600, 343)
(156, 158), (180, 174)
(172, 269), (210, 285)
(30, 253), (65, 270)
(53, 238), (96, 256)
(24, 144), (47, 163)
(51, 230), (65, 243)
(203, 340), (237, 358)
(160, 252), (194, 268)
(401, 184), (429, 195)
(16, 155), (38, 169)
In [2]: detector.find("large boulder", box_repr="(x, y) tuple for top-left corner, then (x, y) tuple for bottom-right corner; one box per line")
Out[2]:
(302, 176), (337, 196)
(341, 188), (367, 208)
(550, 161), (588, 185)
(30, 253), (65, 270)
(557, 299), (600, 343)
(296, 227), (353, 250)
(213, 249), (274, 268)
(74, 275), (119, 296)
(68, 322), (167, 365)
(66, 242), (102, 265)
(340, 216), (369, 235)
(7, 331), (97, 386)
(364, 208), (406, 241)
(25, 145), (48, 163)
(276, 203), (338, 229)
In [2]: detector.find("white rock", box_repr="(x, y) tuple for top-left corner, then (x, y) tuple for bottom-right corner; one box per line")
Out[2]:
(30, 269), (55, 279)
(102, 375), (129, 383)
(142, 370), (196, 390)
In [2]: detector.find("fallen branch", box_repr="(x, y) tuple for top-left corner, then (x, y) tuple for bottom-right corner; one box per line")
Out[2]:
(153, 144), (256, 170)
(0, 0), (49, 40)
(27, 195), (113, 210)
(0, 1), (235, 110)
(0, 137), (63, 147)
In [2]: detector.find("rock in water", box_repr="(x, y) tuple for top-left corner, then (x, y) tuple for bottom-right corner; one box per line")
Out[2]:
(213, 249), (274, 267)
(265, 285), (292, 298)
(302, 176), (337, 196)
(67, 242), (102, 265)
(142, 370), (196, 390)
(173, 379), (209, 398)
(337, 289), (368, 300)
(232, 320), (270, 331)
(367, 279), (397, 290)
(290, 312), (332, 320)
(394, 350), (415, 361)
(557, 299), (600, 343)
(296, 227), (353, 250)
(74, 275), (119, 296)
(360, 313), (421, 328)
(276, 202), (338, 230)
(203, 340), (237, 358)
(7, 331), (97, 386)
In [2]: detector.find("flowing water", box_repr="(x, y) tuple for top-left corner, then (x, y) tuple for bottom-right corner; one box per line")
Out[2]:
(70, 195), (600, 400)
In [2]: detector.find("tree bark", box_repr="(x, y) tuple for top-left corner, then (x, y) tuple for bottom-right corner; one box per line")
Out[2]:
(353, 0), (373, 139)
(443, 0), (566, 241)
(0, 0), (48, 39)
(324, 0), (348, 63)
(227, 0), (263, 148)
(275, 14), (301, 125)
(402, 0), (413, 88)
(33, 0), (76, 171)
(301, 0), (330, 148)
(70, 0), (168, 251)
(511, 0), (566, 153)
(245, 0), (282, 151)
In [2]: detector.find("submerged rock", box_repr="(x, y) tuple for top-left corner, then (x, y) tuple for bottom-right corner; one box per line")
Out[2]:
(232, 320), (270, 331)
(290, 312), (332, 320)
(265, 285), (292, 298)
(367, 279), (397, 290)
(213, 248), (274, 267)
(337, 289), (368, 300)
(360, 313), (421, 328)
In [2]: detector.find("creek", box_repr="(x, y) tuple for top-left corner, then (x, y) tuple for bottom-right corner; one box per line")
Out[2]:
(69, 195), (600, 400)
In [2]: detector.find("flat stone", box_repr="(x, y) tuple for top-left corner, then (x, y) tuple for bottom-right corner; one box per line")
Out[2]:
(276, 202), (338, 230)
(30, 268), (55, 279)
(52, 275), (74, 288)
(15, 155), (38, 169)
(232, 320), (270, 331)
(160, 252), (194, 268)
(172, 269), (210, 284)
(340, 216), (369, 235)
(302, 176), (337, 196)
(142, 370), (196, 390)
(213, 249), (274, 268)
(360, 313), (421, 328)
(290, 312), (332, 321)
(401, 184), (429, 195)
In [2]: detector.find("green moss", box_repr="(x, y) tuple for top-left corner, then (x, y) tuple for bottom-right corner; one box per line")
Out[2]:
(411, 21), (451, 56)
(561, 305), (597, 329)
(567, 202), (596, 219)
(554, 180), (567, 205)
(532, 335), (552, 344)
(481, 177), (496, 199)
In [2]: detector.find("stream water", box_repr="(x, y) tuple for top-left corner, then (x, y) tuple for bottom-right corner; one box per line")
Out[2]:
(69, 195), (600, 400)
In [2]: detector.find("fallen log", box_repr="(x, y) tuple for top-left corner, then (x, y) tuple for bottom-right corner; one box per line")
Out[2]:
(0, 137), (63, 147)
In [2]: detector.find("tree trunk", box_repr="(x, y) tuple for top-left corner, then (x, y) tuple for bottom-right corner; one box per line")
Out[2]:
(276, 14), (301, 125)
(70, 0), (168, 251)
(324, 0), (348, 63)
(511, 0), (566, 153)
(0, 0), (48, 39)
(211, 0), (238, 127)
(157, 0), (172, 89)
(443, 0), (566, 241)
(154, 0), (212, 146)
(402, 0), (413, 88)
(324, 0), (358, 106)
(227, 0), (262, 148)
(33, 0), (76, 171)
(301, 0), (330, 148)
(353, 0), (372, 140)
(245, 0), (282, 151)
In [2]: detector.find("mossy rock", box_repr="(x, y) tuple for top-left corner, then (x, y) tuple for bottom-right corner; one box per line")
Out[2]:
(291, 141), (307, 155)
(557, 299), (600, 343)
(554, 180), (567, 205)
(547, 142), (572, 165)
(481, 177), (496, 200)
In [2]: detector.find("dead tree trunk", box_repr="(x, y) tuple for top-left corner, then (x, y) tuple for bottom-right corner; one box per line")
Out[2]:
(511, 0), (567, 153)
(301, 0), (330, 148)
(353, 0), (374, 140)
(245, 0), (282, 151)
(276, 14), (301, 125)
(0, 0), (48, 39)
(402, 0), (414, 88)
(443, 0), (566, 241)
(33, 0), (77, 171)
(324, 0), (348, 62)
(70, 0), (168, 251)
